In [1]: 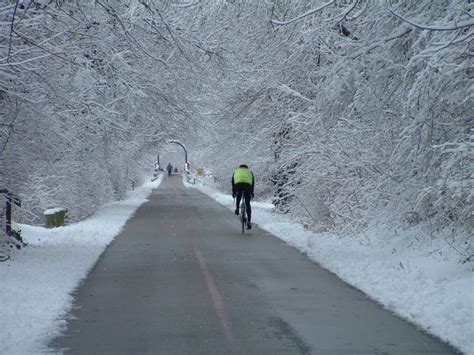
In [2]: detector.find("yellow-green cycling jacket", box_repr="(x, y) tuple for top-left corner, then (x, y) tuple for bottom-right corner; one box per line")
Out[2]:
(232, 165), (255, 196)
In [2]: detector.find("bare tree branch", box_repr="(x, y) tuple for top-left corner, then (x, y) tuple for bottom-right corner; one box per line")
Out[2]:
(171, 1), (200, 8)
(7, 0), (20, 62)
(271, 0), (335, 26)
(388, 8), (474, 31)
(334, 0), (360, 24)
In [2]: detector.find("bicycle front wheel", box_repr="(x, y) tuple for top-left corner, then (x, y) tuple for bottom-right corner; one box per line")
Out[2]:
(241, 206), (246, 234)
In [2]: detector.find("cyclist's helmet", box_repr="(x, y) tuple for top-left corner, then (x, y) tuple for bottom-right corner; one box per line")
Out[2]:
(239, 163), (249, 168)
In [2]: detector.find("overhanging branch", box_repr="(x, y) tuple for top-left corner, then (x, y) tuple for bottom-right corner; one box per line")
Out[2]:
(388, 8), (474, 31)
(271, 0), (335, 26)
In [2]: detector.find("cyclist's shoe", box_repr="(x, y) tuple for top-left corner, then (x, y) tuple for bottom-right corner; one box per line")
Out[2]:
(234, 209), (239, 215)
(247, 221), (252, 229)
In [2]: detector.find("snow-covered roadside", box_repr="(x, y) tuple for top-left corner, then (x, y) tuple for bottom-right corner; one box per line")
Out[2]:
(0, 176), (163, 355)
(186, 177), (473, 355)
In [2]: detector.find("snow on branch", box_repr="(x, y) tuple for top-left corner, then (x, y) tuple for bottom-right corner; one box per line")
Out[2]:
(388, 8), (474, 32)
(277, 84), (316, 103)
(171, 1), (200, 8)
(271, 0), (335, 26)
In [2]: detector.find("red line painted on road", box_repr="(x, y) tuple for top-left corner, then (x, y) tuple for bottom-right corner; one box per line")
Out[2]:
(194, 246), (234, 344)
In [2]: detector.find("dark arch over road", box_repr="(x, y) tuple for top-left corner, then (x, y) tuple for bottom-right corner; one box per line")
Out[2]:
(51, 176), (458, 354)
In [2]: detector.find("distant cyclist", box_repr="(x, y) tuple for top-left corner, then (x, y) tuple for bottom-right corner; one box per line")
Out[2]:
(167, 163), (173, 177)
(232, 163), (255, 229)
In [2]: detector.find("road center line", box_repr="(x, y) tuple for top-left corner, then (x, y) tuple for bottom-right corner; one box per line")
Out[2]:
(193, 245), (234, 344)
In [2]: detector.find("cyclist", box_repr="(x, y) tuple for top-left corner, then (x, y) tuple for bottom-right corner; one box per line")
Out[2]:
(232, 163), (254, 229)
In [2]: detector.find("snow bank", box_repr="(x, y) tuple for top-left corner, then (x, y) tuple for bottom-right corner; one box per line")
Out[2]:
(188, 178), (473, 355)
(0, 176), (163, 354)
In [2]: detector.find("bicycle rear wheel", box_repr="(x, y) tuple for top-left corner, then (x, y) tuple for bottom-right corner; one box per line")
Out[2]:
(241, 203), (246, 234)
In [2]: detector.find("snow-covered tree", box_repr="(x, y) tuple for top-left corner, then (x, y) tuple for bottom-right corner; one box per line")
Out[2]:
(1, 0), (471, 258)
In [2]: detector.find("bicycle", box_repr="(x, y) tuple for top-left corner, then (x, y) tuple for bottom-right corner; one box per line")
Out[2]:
(233, 196), (248, 234)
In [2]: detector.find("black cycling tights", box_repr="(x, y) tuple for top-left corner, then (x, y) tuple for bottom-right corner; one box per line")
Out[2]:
(235, 185), (252, 222)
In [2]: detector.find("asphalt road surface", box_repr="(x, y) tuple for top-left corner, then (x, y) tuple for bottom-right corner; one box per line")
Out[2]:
(51, 175), (458, 354)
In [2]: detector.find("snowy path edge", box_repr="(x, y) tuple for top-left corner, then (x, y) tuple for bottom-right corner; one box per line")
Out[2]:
(186, 178), (473, 355)
(0, 175), (163, 355)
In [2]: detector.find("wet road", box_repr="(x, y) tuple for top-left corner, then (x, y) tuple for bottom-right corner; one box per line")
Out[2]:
(51, 176), (457, 354)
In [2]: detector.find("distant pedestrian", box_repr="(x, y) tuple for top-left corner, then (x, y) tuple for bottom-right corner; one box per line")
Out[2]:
(167, 163), (173, 177)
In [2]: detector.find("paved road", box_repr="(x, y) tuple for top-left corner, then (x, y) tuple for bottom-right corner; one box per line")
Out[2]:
(51, 176), (457, 354)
